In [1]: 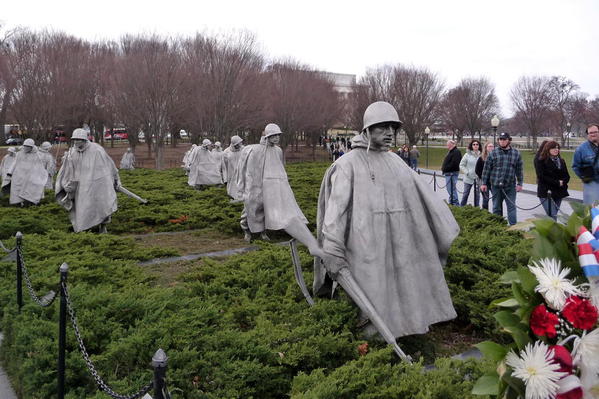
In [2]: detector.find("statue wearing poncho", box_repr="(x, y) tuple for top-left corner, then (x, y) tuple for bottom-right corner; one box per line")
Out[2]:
(38, 141), (56, 189)
(55, 130), (121, 233)
(314, 102), (459, 339)
(120, 148), (135, 170)
(8, 140), (48, 205)
(0, 147), (17, 194)
(223, 135), (244, 200)
(188, 140), (222, 188)
(237, 124), (323, 257)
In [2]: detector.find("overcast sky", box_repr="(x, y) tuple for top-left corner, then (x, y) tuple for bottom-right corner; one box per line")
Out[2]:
(3, 0), (598, 117)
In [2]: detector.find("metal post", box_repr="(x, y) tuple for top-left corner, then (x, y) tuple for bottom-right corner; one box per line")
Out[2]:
(493, 126), (497, 145)
(152, 349), (168, 399)
(426, 135), (429, 168)
(433, 172), (437, 192)
(16, 232), (23, 312)
(450, 175), (455, 205)
(58, 263), (68, 399)
(547, 190), (552, 219)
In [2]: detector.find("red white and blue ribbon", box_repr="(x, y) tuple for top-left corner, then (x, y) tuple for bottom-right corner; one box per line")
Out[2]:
(577, 226), (599, 278)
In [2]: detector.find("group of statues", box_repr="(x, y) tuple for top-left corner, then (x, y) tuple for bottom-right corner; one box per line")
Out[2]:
(0, 132), (139, 233)
(1, 101), (459, 352)
(185, 102), (458, 351)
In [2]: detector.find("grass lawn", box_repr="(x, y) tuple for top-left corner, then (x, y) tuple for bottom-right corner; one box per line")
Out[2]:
(415, 146), (582, 191)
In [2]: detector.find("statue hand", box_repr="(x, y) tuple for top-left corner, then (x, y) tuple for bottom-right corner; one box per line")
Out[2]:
(322, 254), (348, 279)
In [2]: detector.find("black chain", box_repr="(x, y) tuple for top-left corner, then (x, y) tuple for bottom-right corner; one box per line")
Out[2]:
(500, 188), (546, 211)
(61, 281), (153, 399)
(19, 250), (57, 307)
(0, 240), (14, 253)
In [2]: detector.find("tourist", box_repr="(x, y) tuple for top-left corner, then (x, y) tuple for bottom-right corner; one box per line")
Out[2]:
(572, 124), (599, 205)
(459, 140), (481, 206)
(480, 132), (524, 225)
(475, 142), (494, 210)
(441, 140), (461, 206)
(409, 145), (420, 170)
(536, 140), (569, 220)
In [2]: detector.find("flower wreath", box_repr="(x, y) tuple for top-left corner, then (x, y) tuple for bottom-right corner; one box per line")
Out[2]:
(472, 206), (599, 399)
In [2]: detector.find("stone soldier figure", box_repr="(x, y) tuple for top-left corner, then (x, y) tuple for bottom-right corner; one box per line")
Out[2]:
(55, 128), (121, 233)
(182, 144), (197, 175)
(38, 141), (56, 189)
(212, 141), (225, 183)
(0, 147), (17, 194)
(188, 139), (222, 189)
(314, 101), (459, 340)
(7, 139), (48, 206)
(236, 123), (324, 258)
(222, 135), (244, 200)
(120, 148), (135, 170)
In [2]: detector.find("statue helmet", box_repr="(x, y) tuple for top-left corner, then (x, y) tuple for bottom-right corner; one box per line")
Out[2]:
(8, 147), (17, 154)
(41, 141), (52, 150)
(202, 139), (211, 146)
(230, 135), (243, 146)
(214, 141), (221, 147)
(263, 123), (283, 138)
(23, 138), (35, 147)
(362, 101), (402, 132)
(71, 128), (89, 141)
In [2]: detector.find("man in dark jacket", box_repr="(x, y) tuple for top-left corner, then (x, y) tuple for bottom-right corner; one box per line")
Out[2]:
(441, 140), (461, 205)
(480, 132), (523, 225)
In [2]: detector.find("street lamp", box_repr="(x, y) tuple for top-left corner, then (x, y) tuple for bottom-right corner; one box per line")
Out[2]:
(491, 115), (500, 144)
(424, 126), (430, 168)
(566, 122), (571, 149)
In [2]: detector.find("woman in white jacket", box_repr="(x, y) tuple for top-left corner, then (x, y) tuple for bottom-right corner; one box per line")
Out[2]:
(459, 140), (481, 206)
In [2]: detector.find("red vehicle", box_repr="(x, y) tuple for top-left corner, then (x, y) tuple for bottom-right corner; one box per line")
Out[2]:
(104, 128), (128, 141)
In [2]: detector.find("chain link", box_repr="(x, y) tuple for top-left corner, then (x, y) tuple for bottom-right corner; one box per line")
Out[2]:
(500, 188), (547, 211)
(19, 250), (58, 307)
(61, 281), (153, 399)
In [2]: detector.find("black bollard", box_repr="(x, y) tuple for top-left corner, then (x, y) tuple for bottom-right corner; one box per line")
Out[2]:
(16, 232), (22, 313)
(58, 263), (68, 399)
(433, 172), (437, 192)
(152, 349), (169, 399)
(547, 190), (552, 219)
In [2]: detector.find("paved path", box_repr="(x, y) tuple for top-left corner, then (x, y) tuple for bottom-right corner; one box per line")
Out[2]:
(418, 168), (582, 225)
(0, 334), (17, 399)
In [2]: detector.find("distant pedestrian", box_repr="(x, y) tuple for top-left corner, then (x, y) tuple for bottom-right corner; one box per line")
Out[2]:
(475, 142), (494, 210)
(409, 145), (420, 170)
(536, 140), (569, 220)
(397, 144), (410, 165)
(480, 132), (523, 226)
(459, 140), (481, 206)
(572, 123), (599, 205)
(441, 140), (461, 206)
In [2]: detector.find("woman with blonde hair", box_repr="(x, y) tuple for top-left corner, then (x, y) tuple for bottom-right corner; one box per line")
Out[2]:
(475, 141), (494, 210)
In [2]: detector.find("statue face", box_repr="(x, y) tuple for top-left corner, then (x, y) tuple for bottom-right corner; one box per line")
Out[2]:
(23, 146), (32, 153)
(72, 139), (88, 151)
(369, 122), (397, 150)
(233, 142), (242, 150)
(267, 135), (280, 145)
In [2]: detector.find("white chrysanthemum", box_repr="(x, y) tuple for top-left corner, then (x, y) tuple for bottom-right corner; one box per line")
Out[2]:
(505, 341), (567, 399)
(573, 329), (599, 370)
(529, 258), (580, 311)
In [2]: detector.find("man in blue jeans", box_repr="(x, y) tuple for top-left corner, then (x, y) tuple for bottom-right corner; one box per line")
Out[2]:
(480, 132), (523, 225)
(441, 140), (461, 205)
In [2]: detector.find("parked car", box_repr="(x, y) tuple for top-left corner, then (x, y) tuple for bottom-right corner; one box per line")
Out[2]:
(5, 137), (24, 145)
(104, 128), (128, 140)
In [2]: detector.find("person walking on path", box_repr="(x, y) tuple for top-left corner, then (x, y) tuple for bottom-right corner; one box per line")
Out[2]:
(475, 142), (494, 211)
(480, 132), (524, 226)
(409, 145), (420, 170)
(441, 140), (461, 206)
(572, 123), (599, 205)
(535, 140), (569, 220)
(397, 144), (410, 165)
(459, 140), (481, 207)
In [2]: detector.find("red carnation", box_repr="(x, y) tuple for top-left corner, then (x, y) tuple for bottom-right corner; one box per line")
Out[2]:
(530, 304), (559, 338)
(557, 388), (583, 399)
(562, 296), (598, 330)
(549, 345), (573, 373)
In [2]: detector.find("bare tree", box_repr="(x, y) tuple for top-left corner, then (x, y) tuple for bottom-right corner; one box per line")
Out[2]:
(510, 76), (554, 148)
(547, 76), (580, 145)
(352, 64), (444, 146)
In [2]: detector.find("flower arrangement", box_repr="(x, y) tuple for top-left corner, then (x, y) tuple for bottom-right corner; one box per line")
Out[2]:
(472, 206), (599, 399)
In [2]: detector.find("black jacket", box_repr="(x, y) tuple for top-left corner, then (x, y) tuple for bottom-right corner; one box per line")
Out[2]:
(475, 157), (485, 179)
(536, 157), (570, 199)
(442, 147), (462, 173)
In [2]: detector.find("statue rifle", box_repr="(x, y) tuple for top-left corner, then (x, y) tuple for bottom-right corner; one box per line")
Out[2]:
(289, 239), (315, 306)
(116, 185), (148, 204)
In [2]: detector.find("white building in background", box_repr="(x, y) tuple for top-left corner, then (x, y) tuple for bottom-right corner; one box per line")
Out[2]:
(318, 71), (356, 99)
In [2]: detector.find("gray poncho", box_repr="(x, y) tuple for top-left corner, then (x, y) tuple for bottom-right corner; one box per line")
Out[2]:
(188, 146), (222, 186)
(314, 134), (459, 338)
(8, 147), (48, 205)
(222, 144), (244, 199)
(55, 142), (120, 232)
(0, 150), (16, 191)
(120, 150), (135, 170)
(237, 141), (308, 233)
(38, 148), (57, 189)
